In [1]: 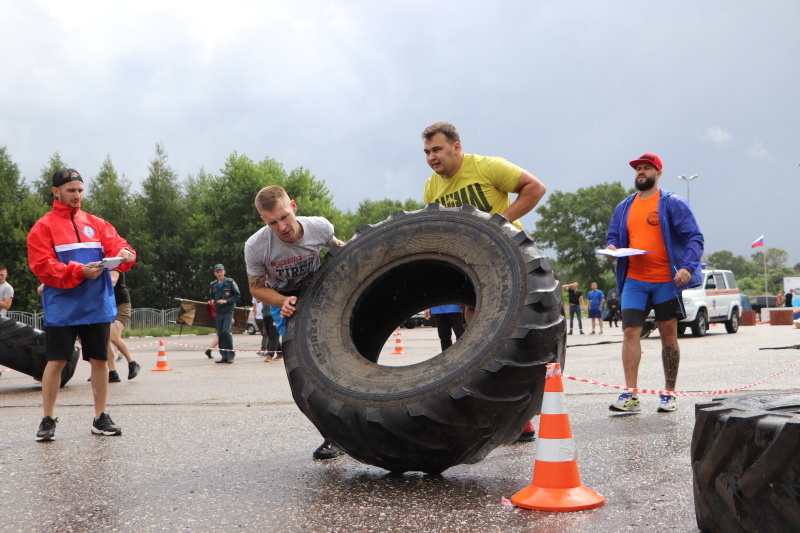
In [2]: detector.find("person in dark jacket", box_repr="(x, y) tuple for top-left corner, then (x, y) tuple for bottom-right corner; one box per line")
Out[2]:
(605, 153), (704, 415)
(208, 264), (240, 363)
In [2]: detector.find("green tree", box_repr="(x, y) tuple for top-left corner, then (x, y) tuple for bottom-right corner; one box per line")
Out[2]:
(750, 248), (788, 270)
(706, 250), (758, 279)
(83, 155), (134, 238)
(338, 198), (426, 240)
(531, 182), (631, 288)
(0, 146), (48, 312)
(30, 152), (69, 205)
(126, 143), (190, 309)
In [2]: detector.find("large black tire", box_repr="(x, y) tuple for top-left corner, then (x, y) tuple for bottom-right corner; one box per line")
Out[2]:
(724, 308), (739, 334)
(0, 317), (80, 387)
(677, 324), (687, 336)
(691, 309), (708, 337)
(692, 394), (800, 532)
(283, 204), (566, 474)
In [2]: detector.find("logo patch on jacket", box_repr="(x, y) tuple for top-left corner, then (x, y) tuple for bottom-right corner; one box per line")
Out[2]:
(646, 211), (659, 226)
(82, 226), (96, 238)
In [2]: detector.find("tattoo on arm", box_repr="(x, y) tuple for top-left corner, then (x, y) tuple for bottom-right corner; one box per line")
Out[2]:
(662, 344), (680, 390)
(248, 274), (265, 289)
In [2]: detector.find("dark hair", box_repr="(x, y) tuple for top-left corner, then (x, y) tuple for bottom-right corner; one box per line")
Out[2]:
(421, 122), (460, 144)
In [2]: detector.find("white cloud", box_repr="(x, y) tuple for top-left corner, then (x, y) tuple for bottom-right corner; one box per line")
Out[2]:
(747, 142), (769, 159)
(702, 127), (732, 145)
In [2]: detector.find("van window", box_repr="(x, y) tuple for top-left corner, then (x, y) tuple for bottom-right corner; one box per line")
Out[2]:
(724, 272), (736, 289)
(713, 273), (726, 289)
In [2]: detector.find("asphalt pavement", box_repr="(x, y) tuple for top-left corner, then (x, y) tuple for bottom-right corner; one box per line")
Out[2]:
(1, 322), (799, 532)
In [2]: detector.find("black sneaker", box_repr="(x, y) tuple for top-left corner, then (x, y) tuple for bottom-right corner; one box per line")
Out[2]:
(128, 361), (141, 380)
(108, 370), (121, 383)
(215, 357), (234, 364)
(92, 413), (122, 436)
(36, 416), (58, 441)
(205, 349), (213, 359)
(313, 440), (344, 460)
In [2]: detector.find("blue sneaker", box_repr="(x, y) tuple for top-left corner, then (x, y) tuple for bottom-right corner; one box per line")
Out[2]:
(657, 394), (678, 412)
(609, 392), (641, 412)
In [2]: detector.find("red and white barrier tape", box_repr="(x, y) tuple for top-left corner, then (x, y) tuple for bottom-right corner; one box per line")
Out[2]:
(563, 357), (800, 396)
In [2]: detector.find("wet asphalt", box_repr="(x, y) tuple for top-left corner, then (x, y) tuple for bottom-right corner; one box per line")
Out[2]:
(1, 322), (799, 532)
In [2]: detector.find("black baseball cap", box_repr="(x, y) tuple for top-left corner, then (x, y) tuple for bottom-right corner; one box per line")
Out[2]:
(52, 168), (83, 188)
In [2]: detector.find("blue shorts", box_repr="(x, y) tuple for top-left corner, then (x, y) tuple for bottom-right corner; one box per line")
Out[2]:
(588, 308), (603, 319)
(621, 278), (683, 328)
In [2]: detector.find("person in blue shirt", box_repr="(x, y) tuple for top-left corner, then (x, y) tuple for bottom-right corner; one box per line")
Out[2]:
(586, 282), (605, 334)
(208, 264), (240, 363)
(424, 305), (465, 351)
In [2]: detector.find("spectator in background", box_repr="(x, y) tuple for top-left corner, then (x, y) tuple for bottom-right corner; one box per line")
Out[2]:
(587, 282), (605, 334)
(562, 282), (585, 335)
(776, 290), (784, 308)
(0, 264), (13, 317)
(606, 291), (620, 328)
(253, 296), (282, 362)
(424, 305), (465, 351)
(786, 290), (794, 308)
(105, 270), (140, 382)
(208, 264), (240, 364)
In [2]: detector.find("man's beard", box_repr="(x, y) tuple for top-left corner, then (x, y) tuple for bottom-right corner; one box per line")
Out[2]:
(635, 176), (656, 191)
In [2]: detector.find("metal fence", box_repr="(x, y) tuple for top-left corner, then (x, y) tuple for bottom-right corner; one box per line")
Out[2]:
(7, 308), (181, 331)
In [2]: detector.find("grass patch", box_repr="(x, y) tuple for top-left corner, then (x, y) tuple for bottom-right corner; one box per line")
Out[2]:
(122, 325), (216, 338)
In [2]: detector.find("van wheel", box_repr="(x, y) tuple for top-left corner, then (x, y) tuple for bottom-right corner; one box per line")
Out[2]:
(692, 394), (800, 532)
(677, 324), (687, 336)
(691, 309), (707, 337)
(724, 308), (739, 334)
(282, 204), (567, 474)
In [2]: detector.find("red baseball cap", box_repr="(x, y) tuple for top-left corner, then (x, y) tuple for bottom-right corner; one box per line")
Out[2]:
(629, 153), (663, 171)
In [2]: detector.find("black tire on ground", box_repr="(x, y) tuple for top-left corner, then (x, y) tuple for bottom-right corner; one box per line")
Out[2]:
(283, 204), (567, 474)
(724, 308), (739, 334)
(677, 324), (687, 336)
(691, 309), (708, 337)
(0, 317), (80, 387)
(247, 323), (257, 335)
(640, 320), (657, 338)
(692, 394), (800, 532)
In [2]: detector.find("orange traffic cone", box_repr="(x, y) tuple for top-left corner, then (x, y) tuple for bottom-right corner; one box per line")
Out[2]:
(511, 363), (604, 511)
(392, 329), (405, 354)
(151, 339), (173, 371)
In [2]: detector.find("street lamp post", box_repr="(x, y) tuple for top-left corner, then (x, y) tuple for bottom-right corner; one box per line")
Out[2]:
(677, 174), (699, 203)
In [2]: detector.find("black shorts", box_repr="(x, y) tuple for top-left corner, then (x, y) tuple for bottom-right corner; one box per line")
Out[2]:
(46, 323), (110, 361)
(621, 299), (683, 329)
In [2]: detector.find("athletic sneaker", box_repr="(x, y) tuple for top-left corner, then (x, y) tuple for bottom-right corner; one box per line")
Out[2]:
(92, 413), (122, 436)
(609, 392), (641, 412)
(657, 394), (678, 412)
(204, 349), (213, 359)
(108, 370), (121, 383)
(115, 355), (123, 362)
(36, 416), (58, 441)
(128, 361), (141, 380)
(568, 329), (573, 335)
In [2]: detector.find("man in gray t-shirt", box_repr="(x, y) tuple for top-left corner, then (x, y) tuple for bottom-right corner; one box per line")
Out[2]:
(244, 185), (344, 461)
(0, 265), (13, 318)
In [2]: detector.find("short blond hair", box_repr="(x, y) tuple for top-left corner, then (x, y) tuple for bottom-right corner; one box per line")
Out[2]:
(255, 186), (290, 212)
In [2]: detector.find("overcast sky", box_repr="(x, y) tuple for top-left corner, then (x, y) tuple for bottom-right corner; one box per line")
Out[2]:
(2, 1), (798, 266)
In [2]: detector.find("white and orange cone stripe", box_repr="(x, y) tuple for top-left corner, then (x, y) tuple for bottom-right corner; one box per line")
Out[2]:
(511, 363), (604, 512)
(151, 339), (173, 371)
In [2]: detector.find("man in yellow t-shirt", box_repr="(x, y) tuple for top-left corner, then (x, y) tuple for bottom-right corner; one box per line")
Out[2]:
(421, 121), (547, 443)
(421, 122), (546, 230)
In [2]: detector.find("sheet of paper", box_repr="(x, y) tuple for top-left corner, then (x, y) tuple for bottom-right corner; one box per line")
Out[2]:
(595, 248), (652, 258)
(98, 257), (125, 270)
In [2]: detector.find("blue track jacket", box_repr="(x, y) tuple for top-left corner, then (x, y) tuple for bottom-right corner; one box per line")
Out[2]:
(606, 190), (704, 298)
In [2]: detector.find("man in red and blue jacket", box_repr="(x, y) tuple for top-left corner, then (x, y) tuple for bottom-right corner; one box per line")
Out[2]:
(27, 168), (136, 441)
